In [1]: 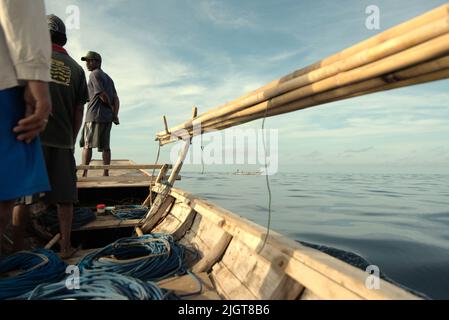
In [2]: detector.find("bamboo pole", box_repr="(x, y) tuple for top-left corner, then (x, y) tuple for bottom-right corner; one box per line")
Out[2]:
(278, 3), (449, 80)
(158, 5), (449, 140)
(163, 116), (169, 134)
(206, 64), (449, 132)
(45, 233), (61, 250)
(161, 17), (449, 139)
(135, 227), (144, 237)
(174, 55), (449, 134)
(158, 33), (449, 144)
(198, 4), (449, 114)
(142, 164), (169, 207)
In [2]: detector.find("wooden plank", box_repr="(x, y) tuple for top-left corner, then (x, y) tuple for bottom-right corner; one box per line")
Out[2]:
(76, 164), (172, 170)
(178, 214), (232, 273)
(217, 237), (303, 300)
(300, 289), (322, 300)
(72, 215), (142, 231)
(141, 195), (176, 232)
(78, 176), (156, 183)
(142, 165), (170, 207)
(76, 160), (179, 189)
(151, 201), (196, 241)
(211, 262), (258, 300)
(141, 139), (190, 232)
(164, 187), (420, 300)
(78, 175), (180, 183)
(157, 272), (221, 300)
(77, 180), (154, 189)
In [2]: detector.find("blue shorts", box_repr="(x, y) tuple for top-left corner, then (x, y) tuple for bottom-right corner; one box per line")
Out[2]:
(0, 87), (50, 201)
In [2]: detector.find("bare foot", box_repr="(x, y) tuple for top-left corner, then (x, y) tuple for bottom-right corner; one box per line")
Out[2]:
(59, 246), (79, 259)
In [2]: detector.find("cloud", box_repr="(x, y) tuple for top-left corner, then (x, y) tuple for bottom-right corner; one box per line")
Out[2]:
(303, 151), (322, 159)
(343, 147), (374, 154)
(45, 0), (449, 169)
(196, 0), (256, 29)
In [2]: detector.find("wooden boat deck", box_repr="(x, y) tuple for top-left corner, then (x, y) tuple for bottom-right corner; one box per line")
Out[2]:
(72, 215), (143, 232)
(77, 160), (156, 189)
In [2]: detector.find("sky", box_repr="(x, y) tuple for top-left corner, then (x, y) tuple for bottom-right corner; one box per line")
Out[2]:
(44, 0), (449, 173)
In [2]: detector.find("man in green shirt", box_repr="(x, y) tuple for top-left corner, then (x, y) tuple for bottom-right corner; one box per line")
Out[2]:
(13, 15), (88, 258)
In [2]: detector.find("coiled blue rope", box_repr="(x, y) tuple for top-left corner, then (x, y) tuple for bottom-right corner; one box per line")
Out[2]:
(111, 205), (149, 220)
(78, 234), (186, 282)
(25, 272), (169, 300)
(0, 248), (67, 300)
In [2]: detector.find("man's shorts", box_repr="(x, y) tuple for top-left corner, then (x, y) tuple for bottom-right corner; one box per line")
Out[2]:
(0, 86), (50, 201)
(80, 122), (112, 152)
(42, 146), (78, 205)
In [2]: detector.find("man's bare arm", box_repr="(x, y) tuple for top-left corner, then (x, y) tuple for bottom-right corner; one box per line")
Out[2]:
(113, 94), (120, 125)
(13, 81), (52, 144)
(73, 103), (84, 146)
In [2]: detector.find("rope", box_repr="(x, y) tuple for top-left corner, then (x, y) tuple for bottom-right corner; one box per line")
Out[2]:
(259, 100), (273, 253)
(201, 133), (205, 175)
(77, 234), (186, 282)
(111, 205), (149, 220)
(37, 207), (96, 234)
(0, 248), (67, 300)
(26, 272), (172, 300)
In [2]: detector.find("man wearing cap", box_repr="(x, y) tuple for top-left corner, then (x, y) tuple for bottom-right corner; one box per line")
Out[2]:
(0, 0), (52, 256)
(13, 14), (88, 258)
(80, 51), (120, 177)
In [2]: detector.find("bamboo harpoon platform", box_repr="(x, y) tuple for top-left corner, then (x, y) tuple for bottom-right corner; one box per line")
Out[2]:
(156, 3), (449, 145)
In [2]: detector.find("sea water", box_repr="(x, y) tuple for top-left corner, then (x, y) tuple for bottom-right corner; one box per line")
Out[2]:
(177, 172), (449, 299)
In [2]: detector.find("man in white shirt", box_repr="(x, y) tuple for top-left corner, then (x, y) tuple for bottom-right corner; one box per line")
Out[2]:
(0, 0), (52, 255)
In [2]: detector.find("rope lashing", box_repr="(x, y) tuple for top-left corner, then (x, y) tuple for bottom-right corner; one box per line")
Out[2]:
(0, 248), (67, 300)
(77, 234), (186, 282)
(111, 205), (149, 220)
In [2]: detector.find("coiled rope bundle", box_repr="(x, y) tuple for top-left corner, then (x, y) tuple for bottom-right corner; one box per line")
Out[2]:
(78, 234), (185, 281)
(26, 272), (170, 300)
(111, 205), (149, 220)
(0, 248), (67, 300)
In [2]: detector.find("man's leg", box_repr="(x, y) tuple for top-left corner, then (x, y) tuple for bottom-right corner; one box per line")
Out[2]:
(58, 203), (75, 259)
(102, 149), (111, 177)
(82, 147), (92, 177)
(12, 204), (28, 252)
(0, 200), (14, 256)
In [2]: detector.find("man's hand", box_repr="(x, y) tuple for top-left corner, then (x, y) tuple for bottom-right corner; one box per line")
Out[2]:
(113, 115), (120, 125)
(13, 81), (52, 143)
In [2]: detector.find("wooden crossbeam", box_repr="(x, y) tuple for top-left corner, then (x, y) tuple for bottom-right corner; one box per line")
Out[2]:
(76, 164), (172, 170)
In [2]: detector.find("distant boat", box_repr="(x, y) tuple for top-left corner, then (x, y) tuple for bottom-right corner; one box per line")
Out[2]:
(233, 169), (262, 176)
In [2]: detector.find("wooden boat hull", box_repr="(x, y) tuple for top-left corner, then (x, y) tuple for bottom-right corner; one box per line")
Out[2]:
(71, 164), (420, 300)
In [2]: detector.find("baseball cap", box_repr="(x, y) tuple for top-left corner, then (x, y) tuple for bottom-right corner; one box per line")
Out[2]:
(81, 51), (102, 62)
(47, 14), (66, 35)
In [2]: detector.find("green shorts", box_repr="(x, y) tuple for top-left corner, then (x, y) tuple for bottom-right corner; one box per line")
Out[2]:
(80, 122), (112, 152)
